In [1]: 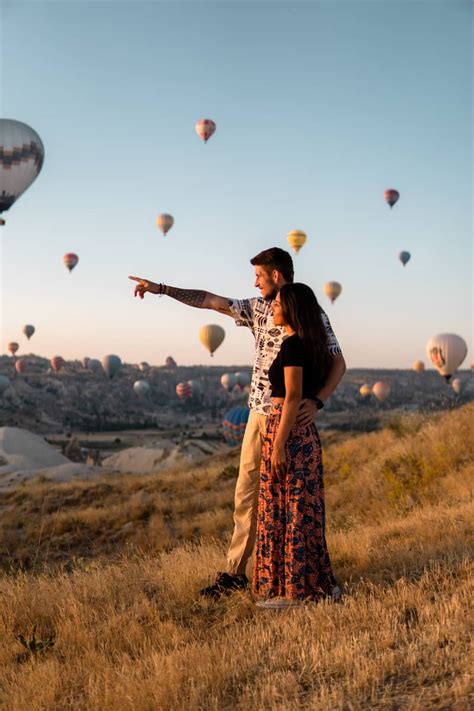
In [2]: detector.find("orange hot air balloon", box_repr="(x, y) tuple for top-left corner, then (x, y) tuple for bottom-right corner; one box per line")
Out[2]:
(195, 119), (216, 143)
(372, 381), (391, 402)
(156, 213), (174, 235)
(7, 342), (19, 355)
(287, 230), (307, 255)
(15, 359), (27, 374)
(412, 360), (425, 373)
(176, 381), (192, 400)
(51, 356), (65, 372)
(384, 189), (400, 208)
(323, 281), (342, 304)
(359, 384), (372, 397)
(63, 253), (79, 272)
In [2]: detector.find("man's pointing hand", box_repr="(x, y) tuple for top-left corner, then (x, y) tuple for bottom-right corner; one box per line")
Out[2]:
(129, 276), (162, 299)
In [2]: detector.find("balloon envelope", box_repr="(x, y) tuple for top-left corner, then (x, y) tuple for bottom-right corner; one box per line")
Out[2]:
(156, 213), (174, 235)
(102, 355), (122, 378)
(133, 380), (150, 396)
(0, 119), (45, 218)
(451, 378), (462, 395)
(287, 230), (307, 254)
(22, 324), (35, 340)
(323, 281), (342, 304)
(165, 356), (177, 369)
(64, 253), (79, 272)
(199, 324), (225, 356)
(139, 362), (150, 372)
(176, 381), (192, 400)
(412, 360), (425, 373)
(398, 251), (411, 266)
(384, 189), (400, 208)
(88, 358), (103, 374)
(51, 356), (65, 372)
(15, 359), (28, 374)
(234, 371), (250, 389)
(426, 333), (467, 379)
(221, 373), (237, 391)
(359, 384), (372, 397)
(7, 342), (19, 355)
(195, 119), (216, 143)
(223, 406), (250, 445)
(373, 381), (391, 402)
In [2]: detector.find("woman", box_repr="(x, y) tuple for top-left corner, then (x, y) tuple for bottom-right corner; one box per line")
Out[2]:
(253, 283), (340, 605)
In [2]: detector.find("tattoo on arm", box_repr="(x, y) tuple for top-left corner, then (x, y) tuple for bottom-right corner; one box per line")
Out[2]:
(164, 286), (207, 308)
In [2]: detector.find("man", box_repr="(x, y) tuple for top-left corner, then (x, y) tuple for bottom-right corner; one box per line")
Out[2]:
(129, 247), (346, 597)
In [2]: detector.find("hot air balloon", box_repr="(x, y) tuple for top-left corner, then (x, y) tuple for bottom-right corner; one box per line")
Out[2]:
(156, 213), (174, 236)
(426, 333), (467, 381)
(199, 324), (225, 357)
(372, 381), (391, 402)
(0, 119), (45, 224)
(359, 384), (372, 397)
(63, 253), (79, 272)
(102, 354), (122, 378)
(195, 119), (216, 143)
(222, 406), (250, 445)
(412, 360), (425, 373)
(323, 282), (342, 304)
(7, 342), (19, 356)
(133, 380), (150, 397)
(51, 356), (65, 372)
(88, 358), (103, 374)
(287, 230), (307, 255)
(234, 371), (250, 389)
(188, 379), (203, 397)
(22, 324), (35, 340)
(81, 357), (90, 369)
(0, 374), (10, 395)
(139, 362), (150, 373)
(15, 359), (27, 374)
(176, 381), (192, 400)
(451, 378), (462, 395)
(165, 356), (177, 369)
(398, 251), (411, 267)
(221, 373), (237, 391)
(384, 189), (399, 209)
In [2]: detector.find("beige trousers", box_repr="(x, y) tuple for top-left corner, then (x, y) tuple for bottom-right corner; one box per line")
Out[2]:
(227, 409), (268, 576)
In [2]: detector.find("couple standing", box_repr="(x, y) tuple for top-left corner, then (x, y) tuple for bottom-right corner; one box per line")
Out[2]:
(130, 247), (346, 606)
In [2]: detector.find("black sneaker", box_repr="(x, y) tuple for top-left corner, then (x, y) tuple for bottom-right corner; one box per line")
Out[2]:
(199, 572), (249, 599)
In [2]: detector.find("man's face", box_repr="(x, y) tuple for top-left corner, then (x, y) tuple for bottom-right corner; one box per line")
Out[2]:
(254, 266), (279, 300)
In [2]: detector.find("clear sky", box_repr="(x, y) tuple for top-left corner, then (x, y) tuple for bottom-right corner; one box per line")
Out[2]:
(0, 0), (472, 367)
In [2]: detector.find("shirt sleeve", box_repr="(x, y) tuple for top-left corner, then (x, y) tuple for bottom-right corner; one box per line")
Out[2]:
(281, 336), (305, 367)
(320, 310), (342, 356)
(228, 298), (259, 333)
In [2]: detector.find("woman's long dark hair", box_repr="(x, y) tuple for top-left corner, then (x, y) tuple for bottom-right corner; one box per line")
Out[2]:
(279, 283), (332, 392)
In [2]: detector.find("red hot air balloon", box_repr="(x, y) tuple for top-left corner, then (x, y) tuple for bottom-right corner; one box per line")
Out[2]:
(7, 342), (19, 355)
(63, 253), (79, 272)
(384, 189), (400, 209)
(195, 119), (216, 143)
(176, 381), (192, 400)
(51, 356), (65, 372)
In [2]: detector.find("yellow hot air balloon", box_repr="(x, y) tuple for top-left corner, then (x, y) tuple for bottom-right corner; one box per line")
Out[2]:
(324, 281), (342, 304)
(199, 324), (225, 357)
(373, 381), (391, 402)
(359, 384), (372, 397)
(287, 230), (307, 255)
(426, 333), (467, 381)
(412, 360), (425, 373)
(156, 213), (174, 236)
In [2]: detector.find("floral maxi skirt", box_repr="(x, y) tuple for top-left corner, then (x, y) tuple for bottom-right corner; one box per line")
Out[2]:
(253, 405), (337, 601)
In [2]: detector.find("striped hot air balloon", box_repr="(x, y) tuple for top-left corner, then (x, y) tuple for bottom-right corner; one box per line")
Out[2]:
(7, 342), (19, 355)
(176, 381), (192, 400)
(384, 189), (400, 208)
(222, 406), (250, 445)
(51, 356), (65, 372)
(195, 119), (216, 143)
(287, 230), (307, 255)
(63, 253), (79, 272)
(156, 213), (174, 235)
(0, 119), (45, 224)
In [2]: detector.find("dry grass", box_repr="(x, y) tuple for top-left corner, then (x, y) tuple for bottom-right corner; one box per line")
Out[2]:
(0, 404), (473, 709)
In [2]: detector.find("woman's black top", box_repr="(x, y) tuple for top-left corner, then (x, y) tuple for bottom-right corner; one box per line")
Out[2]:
(268, 334), (317, 400)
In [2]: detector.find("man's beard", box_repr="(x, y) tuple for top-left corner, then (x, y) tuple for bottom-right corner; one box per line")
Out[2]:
(264, 285), (279, 302)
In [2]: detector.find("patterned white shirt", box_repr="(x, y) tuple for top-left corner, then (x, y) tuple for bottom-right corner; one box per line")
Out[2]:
(229, 297), (342, 415)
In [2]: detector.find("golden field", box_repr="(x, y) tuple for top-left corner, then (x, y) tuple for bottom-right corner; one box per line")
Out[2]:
(0, 404), (473, 710)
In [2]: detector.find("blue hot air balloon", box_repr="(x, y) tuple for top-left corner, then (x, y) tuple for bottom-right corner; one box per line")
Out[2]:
(222, 406), (250, 445)
(398, 251), (411, 267)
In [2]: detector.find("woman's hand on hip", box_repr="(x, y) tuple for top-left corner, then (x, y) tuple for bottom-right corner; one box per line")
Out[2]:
(297, 399), (318, 426)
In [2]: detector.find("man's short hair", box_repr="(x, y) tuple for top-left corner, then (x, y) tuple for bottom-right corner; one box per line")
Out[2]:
(250, 247), (294, 283)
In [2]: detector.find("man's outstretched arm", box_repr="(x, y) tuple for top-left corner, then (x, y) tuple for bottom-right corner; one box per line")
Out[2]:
(128, 276), (233, 315)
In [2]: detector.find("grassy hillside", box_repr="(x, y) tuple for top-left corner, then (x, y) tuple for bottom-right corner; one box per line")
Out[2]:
(0, 405), (472, 709)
